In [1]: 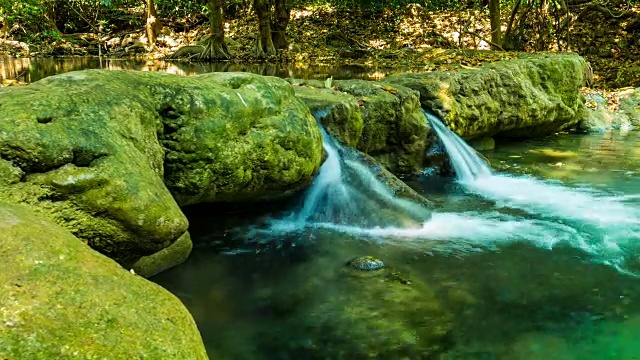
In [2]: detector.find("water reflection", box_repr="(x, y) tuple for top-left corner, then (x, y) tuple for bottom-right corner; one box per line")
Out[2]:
(0, 56), (397, 83)
(484, 131), (640, 193)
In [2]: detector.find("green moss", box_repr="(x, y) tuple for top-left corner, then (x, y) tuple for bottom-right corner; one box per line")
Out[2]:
(290, 78), (430, 174)
(132, 231), (193, 278)
(0, 70), (323, 263)
(0, 202), (208, 359)
(291, 85), (364, 147)
(386, 53), (588, 139)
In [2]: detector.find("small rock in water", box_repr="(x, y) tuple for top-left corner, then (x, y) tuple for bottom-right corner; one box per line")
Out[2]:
(384, 271), (412, 285)
(346, 256), (385, 271)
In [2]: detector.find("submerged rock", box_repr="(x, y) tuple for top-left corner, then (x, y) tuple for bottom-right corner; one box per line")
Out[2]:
(290, 78), (430, 174)
(0, 202), (208, 359)
(386, 53), (588, 140)
(469, 136), (496, 151)
(304, 261), (453, 358)
(0, 70), (322, 264)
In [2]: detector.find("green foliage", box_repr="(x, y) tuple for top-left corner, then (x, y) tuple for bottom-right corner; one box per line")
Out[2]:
(0, 0), (142, 36)
(0, 0), (56, 32)
(156, 0), (205, 17)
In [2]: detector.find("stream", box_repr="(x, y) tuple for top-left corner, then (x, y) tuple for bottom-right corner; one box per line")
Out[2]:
(154, 119), (640, 359)
(4, 56), (640, 359)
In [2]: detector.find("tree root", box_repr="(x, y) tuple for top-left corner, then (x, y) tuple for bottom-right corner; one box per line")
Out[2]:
(197, 37), (231, 60)
(576, 3), (632, 21)
(167, 38), (231, 61)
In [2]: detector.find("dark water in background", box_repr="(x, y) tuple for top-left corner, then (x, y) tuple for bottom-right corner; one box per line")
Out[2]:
(4, 56), (640, 358)
(0, 56), (398, 83)
(154, 131), (640, 359)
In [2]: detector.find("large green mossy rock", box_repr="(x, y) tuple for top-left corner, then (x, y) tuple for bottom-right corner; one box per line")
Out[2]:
(160, 72), (322, 205)
(0, 202), (208, 359)
(386, 53), (588, 139)
(290, 79), (429, 174)
(0, 70), (322, 263)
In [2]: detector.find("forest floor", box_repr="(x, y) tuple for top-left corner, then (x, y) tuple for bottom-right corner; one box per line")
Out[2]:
(1, 2), (639, 89)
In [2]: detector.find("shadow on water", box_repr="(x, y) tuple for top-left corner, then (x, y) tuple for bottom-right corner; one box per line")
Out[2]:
(0, 56), (399, 83)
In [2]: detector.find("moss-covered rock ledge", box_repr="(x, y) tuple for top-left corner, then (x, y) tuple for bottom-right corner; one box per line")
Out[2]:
(289, 79), (429, 174)
(386, 53), (588, 140)
(0, 70), (322, 266)
(0, 202), (208, 359)
(289, 54), (588, 176)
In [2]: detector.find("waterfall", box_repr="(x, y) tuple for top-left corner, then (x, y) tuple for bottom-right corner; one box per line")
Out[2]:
(426, 112), (492, 181)
(426, 110), (640, 272)
(238, 114), (587, 258)
(293, 125), (431, 228)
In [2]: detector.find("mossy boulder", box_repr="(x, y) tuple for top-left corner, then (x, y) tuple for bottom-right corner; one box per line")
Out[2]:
(0, 70), (322, 263)
(386, 53), (588, 139)
(580, 88), (640, 131)
(0, 202), (208, 359)
(290, 85), (364, 148)
(161, 72), (323, 205)
(290, 79), (430, 174)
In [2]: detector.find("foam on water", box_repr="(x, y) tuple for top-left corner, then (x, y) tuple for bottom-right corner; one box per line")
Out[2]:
(463, 174), (640, 226)
(274, 212), (580, 248)
(425, 111), (640, 271)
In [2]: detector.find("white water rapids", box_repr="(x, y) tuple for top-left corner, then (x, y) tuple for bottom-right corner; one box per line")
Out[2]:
(426, 111), (640, 271)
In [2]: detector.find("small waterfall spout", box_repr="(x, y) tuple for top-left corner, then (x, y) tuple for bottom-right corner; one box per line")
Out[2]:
(425, 110), (640, 273)
(425, 111), (492, 181)
(294, 125), (431, 228)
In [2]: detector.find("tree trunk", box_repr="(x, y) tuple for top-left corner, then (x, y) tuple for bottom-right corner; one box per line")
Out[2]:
(489, 0), (502, 49)
(254, 0), (276, 58)
(272, 0), (290, 50)
(201, 0), (231, 60)
(146, 0), (162, 49)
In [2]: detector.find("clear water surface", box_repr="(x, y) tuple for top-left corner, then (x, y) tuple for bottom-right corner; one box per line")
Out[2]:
(154, 129), (640, 359)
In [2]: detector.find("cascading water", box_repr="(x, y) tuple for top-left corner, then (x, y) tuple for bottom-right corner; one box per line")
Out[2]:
(280, 124), (433, 229)
(425, 110), (640, 272)
(242, 112), (587, 254)
(427, 114), (492, 181)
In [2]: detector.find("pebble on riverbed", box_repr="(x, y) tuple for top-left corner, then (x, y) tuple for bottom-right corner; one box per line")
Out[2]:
(346, 256), (385, 271)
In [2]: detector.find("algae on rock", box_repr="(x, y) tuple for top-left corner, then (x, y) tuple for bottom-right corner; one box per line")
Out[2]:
(0, 70), (322, 264)
(159, 72), (323, 205)
(386, 53), (588, 139)
(132, 231), (194, 278)
(0, 202), (208, 359)
(290, 78), (430, 174)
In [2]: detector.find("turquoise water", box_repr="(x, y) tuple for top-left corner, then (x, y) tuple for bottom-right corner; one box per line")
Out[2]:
(153, 130), (640, 359)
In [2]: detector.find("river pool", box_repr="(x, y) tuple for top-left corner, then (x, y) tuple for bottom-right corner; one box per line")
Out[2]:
(154, 130), (640, 359)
